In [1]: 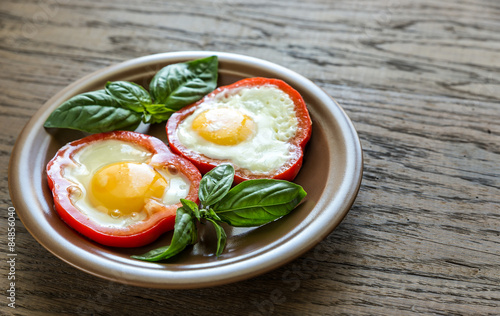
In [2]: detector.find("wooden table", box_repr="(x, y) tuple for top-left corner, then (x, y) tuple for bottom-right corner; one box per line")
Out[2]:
(1, 0), (499, 315)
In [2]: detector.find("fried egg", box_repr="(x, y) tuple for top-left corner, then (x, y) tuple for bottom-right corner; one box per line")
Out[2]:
(175, 84), (299, 175)
(62, 139), (190, 228)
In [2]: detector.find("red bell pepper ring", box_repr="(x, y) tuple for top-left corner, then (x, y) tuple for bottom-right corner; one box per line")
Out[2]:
(166, 77), (312, 183)
(46, 131), (201, 248)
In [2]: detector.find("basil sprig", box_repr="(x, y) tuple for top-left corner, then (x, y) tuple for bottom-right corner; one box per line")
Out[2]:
(132, 165), (307, 262)
(44, 56), (218, 133)
(131, 206), (198, 262)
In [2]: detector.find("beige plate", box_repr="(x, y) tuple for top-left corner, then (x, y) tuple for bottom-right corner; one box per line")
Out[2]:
(9, 51), (363, 289)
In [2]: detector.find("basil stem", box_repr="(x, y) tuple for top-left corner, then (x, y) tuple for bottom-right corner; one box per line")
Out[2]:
(131, 206), (197, 262)
(149, 56), (218, 111)
(43, 90), (142, 133)
(214, 179), (307, 227)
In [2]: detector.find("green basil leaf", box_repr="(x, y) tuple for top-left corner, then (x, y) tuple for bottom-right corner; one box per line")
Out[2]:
(105, 81), (152, 112)
(214, 180), (307, 227)
(205, 218), (227, 257)
(144, 103), (176, 114)
(143, 103), (176, 124)
(143, 112), (152, 124)
(149, 56), (218, 110)
(131, 206), (197, 262)
(199, 164), (235, 207)
(207, 208), (222, 222)
(180, 198), (200, 221)
(44, 90), (142, 133)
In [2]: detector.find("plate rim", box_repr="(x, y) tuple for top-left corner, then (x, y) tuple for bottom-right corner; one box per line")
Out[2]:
(9, 51), (363, 289)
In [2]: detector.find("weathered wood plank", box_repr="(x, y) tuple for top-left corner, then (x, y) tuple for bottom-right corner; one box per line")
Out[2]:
(0, 0), (499, 315)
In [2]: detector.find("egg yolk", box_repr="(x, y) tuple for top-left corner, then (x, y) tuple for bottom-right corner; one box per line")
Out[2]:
(89, 162), (168, 217)
(191, 108), (255, 146)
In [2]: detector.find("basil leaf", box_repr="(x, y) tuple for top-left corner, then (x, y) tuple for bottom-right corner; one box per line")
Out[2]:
(105, 81), (151, 112)
(214, 180), (307, 227)
(44, 90), (142, 133)
(149, 56), (218, 110)
(143, 103), (176, 124)
(199, 164), (235, 207)
(143, 112), (152, 124)
(181, 198), (200, 221)
(206, 218), (227, 257)
(206, 208), (222, 222)
(131, 206), (197, 261)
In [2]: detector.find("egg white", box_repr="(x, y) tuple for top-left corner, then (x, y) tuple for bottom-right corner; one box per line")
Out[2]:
(176, 84), (299, 174)
(62, 139), (190, 228)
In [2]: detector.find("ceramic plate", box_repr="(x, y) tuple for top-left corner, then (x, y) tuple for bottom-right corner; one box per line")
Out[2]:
(9, 51), (363, 289)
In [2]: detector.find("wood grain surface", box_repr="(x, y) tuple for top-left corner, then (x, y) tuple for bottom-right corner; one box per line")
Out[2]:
(1, 0), (499, 315)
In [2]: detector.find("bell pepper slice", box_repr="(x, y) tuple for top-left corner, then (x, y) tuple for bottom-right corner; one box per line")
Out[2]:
(46, 131), (201, 247)
(166, 77), (312, 183)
